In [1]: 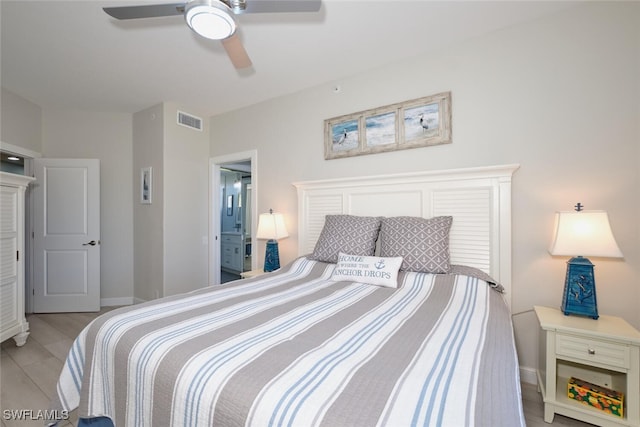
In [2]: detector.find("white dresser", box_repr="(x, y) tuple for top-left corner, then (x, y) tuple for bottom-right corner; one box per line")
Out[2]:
(1, 172), (35, 346)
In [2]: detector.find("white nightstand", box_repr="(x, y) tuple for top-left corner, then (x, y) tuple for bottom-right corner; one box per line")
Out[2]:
(535, 306), (640, 427)
(240, 268), (270, 279)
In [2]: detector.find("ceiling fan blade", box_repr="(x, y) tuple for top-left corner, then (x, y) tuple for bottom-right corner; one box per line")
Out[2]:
(221, 34), (252, 69)
(234, 0), (321, 14)
(103, 3), (186, 20)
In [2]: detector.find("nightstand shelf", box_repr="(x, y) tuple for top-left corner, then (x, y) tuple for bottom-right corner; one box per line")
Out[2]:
(535, 306), (640, 427)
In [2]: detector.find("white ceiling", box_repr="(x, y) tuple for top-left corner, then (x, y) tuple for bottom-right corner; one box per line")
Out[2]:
(1, 0), (579, 117)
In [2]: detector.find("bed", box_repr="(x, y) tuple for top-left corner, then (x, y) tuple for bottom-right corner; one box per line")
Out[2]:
(51, 164), (524, 427)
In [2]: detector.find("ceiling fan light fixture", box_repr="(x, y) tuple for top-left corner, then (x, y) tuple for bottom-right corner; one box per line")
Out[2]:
(228, 0), (247, 14)
(185, 0), (236, 40)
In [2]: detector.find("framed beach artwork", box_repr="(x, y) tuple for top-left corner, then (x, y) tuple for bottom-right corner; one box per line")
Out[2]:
(140, 167), (152, 204)
(324, 114), (361, 160)
(364, 109), (397, 150)
(400, 92), (452, 148)
(324, 91), (451, 160)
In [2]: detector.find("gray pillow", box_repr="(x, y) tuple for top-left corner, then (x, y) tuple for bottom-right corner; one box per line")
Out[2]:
(379, 216), (453, 273)
(310, 215), (382, 263)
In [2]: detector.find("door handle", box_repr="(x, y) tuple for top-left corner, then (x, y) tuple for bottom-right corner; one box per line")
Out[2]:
(82, 240), (99, 246)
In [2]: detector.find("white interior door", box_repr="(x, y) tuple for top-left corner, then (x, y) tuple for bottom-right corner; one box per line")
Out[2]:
(32, 159), (100, 312)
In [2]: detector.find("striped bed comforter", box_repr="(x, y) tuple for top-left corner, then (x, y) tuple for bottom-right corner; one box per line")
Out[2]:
(52, 257), (525, 426)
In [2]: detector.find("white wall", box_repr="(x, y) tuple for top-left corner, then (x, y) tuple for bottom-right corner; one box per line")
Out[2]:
(209, 2), (640, 377)
(41, 108), (134, 305)
(1, 87), (42, 151)
(162, 102), (210, 296)
(2, 96), (210, 305)
(1, 91), (136, 307)
(133, 104), (164, 302)
(133, 102), (210, 300)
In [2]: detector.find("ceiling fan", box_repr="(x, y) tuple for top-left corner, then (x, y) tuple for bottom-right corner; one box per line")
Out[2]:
(103, 0), (321, 69)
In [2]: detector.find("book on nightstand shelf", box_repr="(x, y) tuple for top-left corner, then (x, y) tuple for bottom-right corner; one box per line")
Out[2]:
(567, 377), (624, 418)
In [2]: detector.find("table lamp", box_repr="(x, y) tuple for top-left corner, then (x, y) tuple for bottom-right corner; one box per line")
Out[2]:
(548, 203), (623, 319)
(256, 209), (289, 272)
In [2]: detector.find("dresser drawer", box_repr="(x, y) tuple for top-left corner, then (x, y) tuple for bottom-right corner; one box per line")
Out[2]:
(221, 240), (243, 272)
(221, 234), (242, 244)
(221, 252), (233, 268)
(556, 333), (630, 369)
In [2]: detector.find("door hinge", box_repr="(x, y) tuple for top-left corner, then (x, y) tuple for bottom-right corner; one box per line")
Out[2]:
(16, 250), (19, 261)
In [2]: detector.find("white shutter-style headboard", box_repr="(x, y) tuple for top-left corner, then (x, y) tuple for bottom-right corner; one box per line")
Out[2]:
(293, 164), (519, 310)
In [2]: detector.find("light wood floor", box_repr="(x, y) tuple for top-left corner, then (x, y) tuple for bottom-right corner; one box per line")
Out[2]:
(2, 309), (596, 427)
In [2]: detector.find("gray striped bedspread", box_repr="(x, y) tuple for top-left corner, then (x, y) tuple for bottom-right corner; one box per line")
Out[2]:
(51, 257), (525, 426)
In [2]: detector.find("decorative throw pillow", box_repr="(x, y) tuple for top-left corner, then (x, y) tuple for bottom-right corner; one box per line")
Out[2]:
(331, 252), (403, 288)
(310, 215), (382, 263)
(379, 216), (453, 273)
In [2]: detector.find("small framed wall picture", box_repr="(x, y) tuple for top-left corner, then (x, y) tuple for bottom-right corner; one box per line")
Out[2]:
(141, 167), (152, 204)
(324, 114), (361, 160)
(227, 194), (234, 216)
(400, 92), (451, 148)
(364, 109), (397, 150)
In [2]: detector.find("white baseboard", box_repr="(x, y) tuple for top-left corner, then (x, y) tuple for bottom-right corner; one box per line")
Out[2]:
(133, 297), (147, 305)
(100, 297), (134, 307)
(520, 366), (537, 385)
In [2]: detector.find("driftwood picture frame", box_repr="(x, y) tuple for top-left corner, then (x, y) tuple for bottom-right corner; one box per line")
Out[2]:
(324, 92), (452, 160)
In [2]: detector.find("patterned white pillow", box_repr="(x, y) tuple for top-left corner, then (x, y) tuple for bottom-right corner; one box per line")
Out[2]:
(379, 216), (453, 273)
(310, 215), (382, 263)
(331, 252), (404, 288)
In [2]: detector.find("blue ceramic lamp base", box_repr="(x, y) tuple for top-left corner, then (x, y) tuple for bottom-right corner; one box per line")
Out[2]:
(561, 256), (599, 319)
(263, 240), (280, 272)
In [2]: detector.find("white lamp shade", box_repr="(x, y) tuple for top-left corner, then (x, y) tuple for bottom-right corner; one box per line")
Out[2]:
(549, 211), (623, 258)
(256, 212), (289, 240)
(185, 0), (236, 40)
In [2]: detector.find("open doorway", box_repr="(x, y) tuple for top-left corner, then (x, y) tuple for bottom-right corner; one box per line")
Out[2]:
(220, 164), (250, 282)
(209, 150), (258, 285)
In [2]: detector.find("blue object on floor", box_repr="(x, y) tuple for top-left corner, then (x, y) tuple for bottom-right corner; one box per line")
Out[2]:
(78, 417), (114, 427)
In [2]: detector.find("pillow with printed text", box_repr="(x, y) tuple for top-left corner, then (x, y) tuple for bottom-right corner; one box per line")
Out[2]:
(330, 252), (403, 288)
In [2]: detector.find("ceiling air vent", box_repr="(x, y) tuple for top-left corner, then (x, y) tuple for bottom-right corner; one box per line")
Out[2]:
(177, 111), (203, 131)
